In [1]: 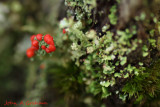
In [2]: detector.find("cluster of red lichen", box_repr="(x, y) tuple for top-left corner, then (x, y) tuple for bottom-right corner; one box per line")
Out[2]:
(26, 34), (56, 58)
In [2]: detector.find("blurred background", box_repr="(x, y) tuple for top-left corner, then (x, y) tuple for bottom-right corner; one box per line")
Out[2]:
(0, 0), (66, 106)
(0, 0), (101, 107)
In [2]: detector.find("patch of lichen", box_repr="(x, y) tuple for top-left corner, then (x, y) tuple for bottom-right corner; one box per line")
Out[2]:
(57, 0), (160, 104)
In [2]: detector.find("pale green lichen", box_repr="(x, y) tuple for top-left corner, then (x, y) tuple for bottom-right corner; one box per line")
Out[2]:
(108, 5), (118, 25)
(58, 0), (158, 102)
(86, 30), (96, 39)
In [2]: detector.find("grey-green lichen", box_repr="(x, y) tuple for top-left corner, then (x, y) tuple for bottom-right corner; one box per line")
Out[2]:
(58, 0), (159, 103)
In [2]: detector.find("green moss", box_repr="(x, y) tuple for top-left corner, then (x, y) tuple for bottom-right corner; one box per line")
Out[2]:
(122, 59), (160, 102)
